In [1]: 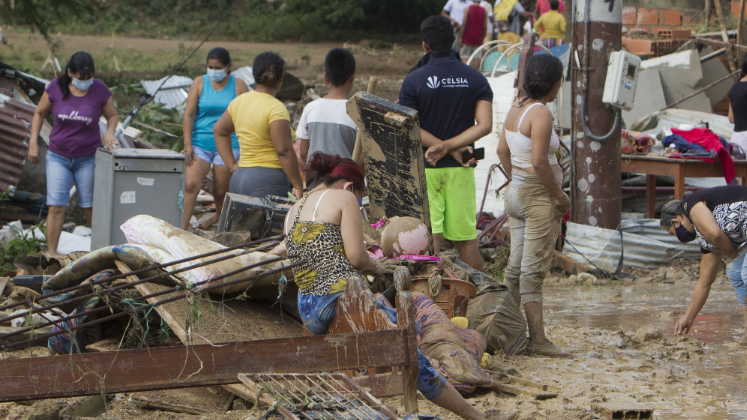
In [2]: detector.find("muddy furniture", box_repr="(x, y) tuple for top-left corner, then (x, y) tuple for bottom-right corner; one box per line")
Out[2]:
(621, 155), (747, 218)
(0, 267), (420, 415)
(347, 92), (431, 231)
(411, 277), (476, 318)
(217, 193), (292, 238)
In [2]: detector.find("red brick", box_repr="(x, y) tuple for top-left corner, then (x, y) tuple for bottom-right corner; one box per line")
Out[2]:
(638, 8), (659, 25)
(623, 7), (637, 25)
(732, 1), (741, 17)
(660, 9), (681, 25)
(671, 28), (692, 39)
(623, 38), (654, 53)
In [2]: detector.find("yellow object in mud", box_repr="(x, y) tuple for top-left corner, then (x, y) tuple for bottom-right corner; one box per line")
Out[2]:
(480, 352), (492, 369)
(451, 316), (469, 329)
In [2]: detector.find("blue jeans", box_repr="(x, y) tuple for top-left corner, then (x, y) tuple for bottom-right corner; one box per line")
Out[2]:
(193, 146), (239, 166)
(46, 151), (95, 208)
(726, 251), (747, 306)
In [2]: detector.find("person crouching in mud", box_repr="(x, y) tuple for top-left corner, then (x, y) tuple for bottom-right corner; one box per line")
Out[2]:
(660, 185), (747, 340)
(272, 151), (519, 420)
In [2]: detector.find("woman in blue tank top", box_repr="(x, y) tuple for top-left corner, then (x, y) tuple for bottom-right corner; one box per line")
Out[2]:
(182, 48), (249, 230)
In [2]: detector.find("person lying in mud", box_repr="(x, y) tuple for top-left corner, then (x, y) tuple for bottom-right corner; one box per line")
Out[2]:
(272, 151), (518, 420)
(660, 186), (747, 338)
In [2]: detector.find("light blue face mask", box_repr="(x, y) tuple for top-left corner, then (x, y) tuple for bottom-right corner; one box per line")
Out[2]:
(207, 68), (227, 82)
(72, 77), (94, 91)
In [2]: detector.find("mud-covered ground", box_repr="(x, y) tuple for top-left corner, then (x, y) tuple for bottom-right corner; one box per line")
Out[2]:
(3, 259), (746, 420)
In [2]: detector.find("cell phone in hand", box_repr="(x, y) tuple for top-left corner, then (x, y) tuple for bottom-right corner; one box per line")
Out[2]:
(461, 147), (485, 164)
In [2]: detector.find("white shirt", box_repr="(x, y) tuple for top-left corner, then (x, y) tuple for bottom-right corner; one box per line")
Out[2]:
(480, 1), (495, 35)
(296, 98), (358, 160)
(443, 0), (471, 25)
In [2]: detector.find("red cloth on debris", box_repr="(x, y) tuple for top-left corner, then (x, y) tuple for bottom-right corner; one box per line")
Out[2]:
(671, 127), (735, 184)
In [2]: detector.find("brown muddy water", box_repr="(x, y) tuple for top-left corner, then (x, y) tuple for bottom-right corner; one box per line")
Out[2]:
(542, 280), (747, 419)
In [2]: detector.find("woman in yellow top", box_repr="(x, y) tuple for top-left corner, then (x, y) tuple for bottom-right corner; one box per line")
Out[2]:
(214, 52), (304, 199)
(533, 0), (565, 48)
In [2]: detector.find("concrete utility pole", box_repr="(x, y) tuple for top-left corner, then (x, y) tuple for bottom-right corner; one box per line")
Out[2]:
(570, 0), (623, 229)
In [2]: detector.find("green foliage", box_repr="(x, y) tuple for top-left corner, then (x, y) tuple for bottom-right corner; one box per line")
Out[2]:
(1, 0), (442, 42)
(0, 221), (45, 271)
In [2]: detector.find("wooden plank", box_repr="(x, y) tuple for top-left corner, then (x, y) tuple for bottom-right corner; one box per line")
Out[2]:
(516, 31), (536, 98)
(646, 174), (657, 218)
(552, 250), (592, 275)
(739, 0), (746, 62)
(131, 387), (232, 415)
(0, 325), (53, 348)
(394, 267), (418, 414)
(695, 37), (747, 54)
(0, 329), (409, 402)
(712, 0), (737, 72)
(348, 92), (431, 231)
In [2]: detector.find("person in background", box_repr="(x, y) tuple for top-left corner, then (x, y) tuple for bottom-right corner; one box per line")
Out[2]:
(442, 0), (471, 50)
(181, 48), (249, 230)
(494, 0), (532, 44)
(533, 0), (566, 48)
(400, 16), (493, 272)
(214, 52), (304, 200)
(728, 55), (747, 154)
(460, 0), (488, 68)
(480, 0), (496, 44)
(534, 0), (565, 19)
(497, 54), (571, 358)
(27, 51), (118, 254)
(297, 48), (359, 166)
(659, 187), (747, 341)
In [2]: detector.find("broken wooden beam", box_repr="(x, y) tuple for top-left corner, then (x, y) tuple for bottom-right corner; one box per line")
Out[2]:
(694, 37), (747, 53)
(552, 250), (592, 275)
(0, 329), (409, 402)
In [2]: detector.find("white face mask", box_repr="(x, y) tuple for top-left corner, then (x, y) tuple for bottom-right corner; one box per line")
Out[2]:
(72, 77), (94, 91)
(207, 68), (227, 82)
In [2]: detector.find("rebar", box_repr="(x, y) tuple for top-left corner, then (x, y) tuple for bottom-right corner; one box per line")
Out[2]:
(0, 259), (305, 350)
(0, 254), (296, 341)
(0, 235), (284, 315)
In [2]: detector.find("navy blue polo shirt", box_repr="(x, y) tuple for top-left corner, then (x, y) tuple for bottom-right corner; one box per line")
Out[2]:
(399, 49), (493, 168)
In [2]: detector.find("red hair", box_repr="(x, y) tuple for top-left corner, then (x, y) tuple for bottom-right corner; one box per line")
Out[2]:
(305, 152), (365, 192)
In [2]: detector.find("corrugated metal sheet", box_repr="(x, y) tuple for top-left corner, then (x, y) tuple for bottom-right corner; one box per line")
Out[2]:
(0, 98), (35, 191)
(232, 66), (255, 87)
(621, 218), (702, 259)
(563, 221), (685, 271)
(140, 75), (193, 111)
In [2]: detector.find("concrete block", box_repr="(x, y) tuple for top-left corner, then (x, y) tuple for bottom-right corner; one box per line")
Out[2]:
(641, 49), (712, 113)
(697, 46), (734, 109)
(622, 69), (667, 128)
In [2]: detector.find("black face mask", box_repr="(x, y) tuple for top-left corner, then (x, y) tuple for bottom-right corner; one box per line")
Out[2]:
(675, 224), (697, 243)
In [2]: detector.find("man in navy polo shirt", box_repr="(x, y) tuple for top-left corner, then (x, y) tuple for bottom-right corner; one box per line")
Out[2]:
(399, 15), (493, 271)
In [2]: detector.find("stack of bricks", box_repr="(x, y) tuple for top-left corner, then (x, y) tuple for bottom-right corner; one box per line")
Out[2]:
(622, 7), (697, 55)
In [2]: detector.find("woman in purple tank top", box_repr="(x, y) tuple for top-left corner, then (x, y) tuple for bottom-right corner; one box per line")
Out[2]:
(27, 52), (119, 254)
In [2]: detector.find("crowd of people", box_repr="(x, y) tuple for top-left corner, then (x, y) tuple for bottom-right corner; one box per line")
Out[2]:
(25, 1), (747, 418)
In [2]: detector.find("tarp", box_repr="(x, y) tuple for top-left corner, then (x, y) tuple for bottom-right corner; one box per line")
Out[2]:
(563, 222), (685, 271)
(621, 218), (701, 259)
(140, 75), (193, 111)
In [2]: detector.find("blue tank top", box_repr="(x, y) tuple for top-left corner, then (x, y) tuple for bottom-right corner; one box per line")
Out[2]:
(192, 74), (239, 151)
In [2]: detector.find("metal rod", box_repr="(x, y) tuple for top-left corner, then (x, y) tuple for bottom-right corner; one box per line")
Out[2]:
(621, 186), (705, 193)
(0, 255), (296, 341)
(661, 69), (740, 111)
(0, 234), (284, 313)
(1, 260), (305, 350)
(700, 48), (727, 62)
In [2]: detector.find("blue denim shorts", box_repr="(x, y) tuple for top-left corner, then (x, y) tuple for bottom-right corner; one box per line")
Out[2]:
(193, 146), (240, 166)
(46, 151), (95, 208)
(726, 251), (747, 306)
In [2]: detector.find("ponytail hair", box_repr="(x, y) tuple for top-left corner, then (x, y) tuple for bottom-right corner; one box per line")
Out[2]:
(522, 54), (563, 101)
(253, 52), (285, 88)
(305, 152), (365, 192)
(741, 54), (747, 79)
(59, 51), (95, 99)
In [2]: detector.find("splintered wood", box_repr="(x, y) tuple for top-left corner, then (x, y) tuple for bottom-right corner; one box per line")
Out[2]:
(347, 92), (431, 229)
(237, 373), (398, 420)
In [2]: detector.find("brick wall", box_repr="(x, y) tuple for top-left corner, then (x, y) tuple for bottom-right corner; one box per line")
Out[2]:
(622, 6), (703, 34)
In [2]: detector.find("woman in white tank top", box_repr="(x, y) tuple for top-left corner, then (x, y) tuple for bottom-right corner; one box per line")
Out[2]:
(497, 54), (572, 358)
